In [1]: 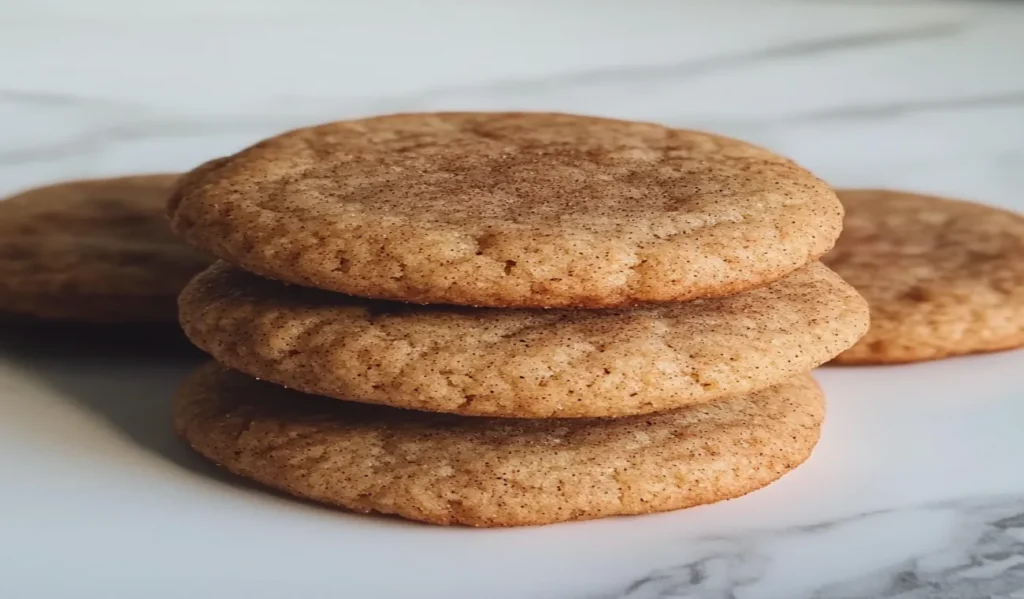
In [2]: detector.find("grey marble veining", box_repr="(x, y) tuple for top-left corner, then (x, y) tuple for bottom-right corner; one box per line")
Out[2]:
(602, 496), (1024, 599)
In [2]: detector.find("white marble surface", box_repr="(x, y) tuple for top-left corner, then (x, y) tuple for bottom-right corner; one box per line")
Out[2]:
(1, 1), (1024, 598)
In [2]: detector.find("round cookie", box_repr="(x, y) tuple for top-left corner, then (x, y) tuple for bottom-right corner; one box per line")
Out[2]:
(0, 175), (210, 322)
(179, 260), (867, 418)
(824, 189), (1024, 364)
(168, 112), (842, 308)
(175, 362), (825, 527)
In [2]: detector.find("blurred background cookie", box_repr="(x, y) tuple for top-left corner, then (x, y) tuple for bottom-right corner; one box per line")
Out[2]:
(0, 175), (210, 323)
(824, 189), (1024, 364)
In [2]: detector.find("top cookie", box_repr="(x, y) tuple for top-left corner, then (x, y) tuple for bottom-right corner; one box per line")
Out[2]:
(824, 189), (1024, 364)
(168, 112), (842, 308)
(0, 175), (210, 322)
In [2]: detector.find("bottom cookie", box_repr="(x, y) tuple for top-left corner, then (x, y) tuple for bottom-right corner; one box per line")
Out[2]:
(174, 363), (825, 527)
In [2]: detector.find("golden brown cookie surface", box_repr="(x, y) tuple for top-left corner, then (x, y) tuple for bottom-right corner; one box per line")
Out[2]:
(169, 112), (842, 308)
(0, 175), (210, 322)
(824, 189), (1024, 363)
(175, 363), (825, 527)
(179, 261), (866, 418)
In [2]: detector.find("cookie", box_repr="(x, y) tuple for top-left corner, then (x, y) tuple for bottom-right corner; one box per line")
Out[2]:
(175, 362), (825, 527)
(179, 261), (866, 418)
(0, 175), (210, 322)
(824, 189), (1024, 364)
(168, 112), (842, 308)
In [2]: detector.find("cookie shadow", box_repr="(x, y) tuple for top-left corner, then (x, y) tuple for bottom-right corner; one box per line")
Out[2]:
(0, 320), (234, 481)
(1, 321), (421, 524)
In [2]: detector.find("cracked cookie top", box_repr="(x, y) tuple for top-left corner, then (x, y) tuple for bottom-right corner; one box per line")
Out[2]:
(178, 260), (867, 418)
(174, 362), (825, 526)
(824, 189), (1024, 364)
(168, 112), (842, 308)
(0, 175), (210, 322)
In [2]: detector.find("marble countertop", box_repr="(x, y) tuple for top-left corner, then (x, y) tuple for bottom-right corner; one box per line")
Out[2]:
(1, 2), (1023, 598)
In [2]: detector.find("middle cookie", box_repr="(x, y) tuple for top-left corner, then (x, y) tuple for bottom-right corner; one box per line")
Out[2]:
(180, 261), (867, 418)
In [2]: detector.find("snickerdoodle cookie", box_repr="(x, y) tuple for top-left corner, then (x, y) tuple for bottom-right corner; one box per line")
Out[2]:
(174, 362), (825, 527)
(168, 112), (842, 308)
(824, 189), (1024, 364)
(179, 261), (866, 418)
(0, 175), (209, 322)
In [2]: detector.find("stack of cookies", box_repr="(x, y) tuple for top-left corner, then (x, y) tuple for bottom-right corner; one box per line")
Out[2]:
(169, 112), (869, 527)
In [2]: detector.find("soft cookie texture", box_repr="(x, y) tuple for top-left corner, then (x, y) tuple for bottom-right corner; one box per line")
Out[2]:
(179, 261), (867, 418)
(824, 189), (1024, 364)
(168, 112), (843, 308)
(0, 175), (210, 322)
(175, 363), (825, 527)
